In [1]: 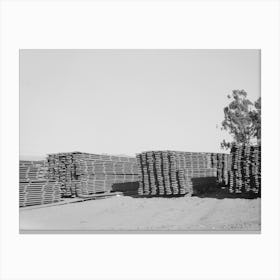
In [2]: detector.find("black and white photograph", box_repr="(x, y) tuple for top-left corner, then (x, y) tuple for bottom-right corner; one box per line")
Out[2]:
(19, 49), (261, 233)
(2, 1), (280, 280)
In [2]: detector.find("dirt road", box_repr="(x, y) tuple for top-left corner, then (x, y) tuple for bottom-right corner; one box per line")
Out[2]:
(19, 196), (261, 232)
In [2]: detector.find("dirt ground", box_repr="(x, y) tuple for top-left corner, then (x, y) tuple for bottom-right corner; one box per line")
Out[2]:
(19, 196), (261, 232)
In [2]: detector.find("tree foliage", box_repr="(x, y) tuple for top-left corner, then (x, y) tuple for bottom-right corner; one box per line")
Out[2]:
(221, 90), (261, 150)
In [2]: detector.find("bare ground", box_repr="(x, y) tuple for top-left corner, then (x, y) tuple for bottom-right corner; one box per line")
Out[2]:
(19, 196), (261, 232)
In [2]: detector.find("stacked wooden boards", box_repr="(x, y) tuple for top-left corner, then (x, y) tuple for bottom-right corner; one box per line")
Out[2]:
(228, 144), (261, 195)
(210, 153), (231, 186)
(20, 160), (49, 181)
(136, 151), (219, 196)
(19, 180), (61, 207)
(47, 152), (139, 197)
(19, 160), (61, 207)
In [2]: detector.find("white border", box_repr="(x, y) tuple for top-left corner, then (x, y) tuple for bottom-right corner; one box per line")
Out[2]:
(1, 1), (280, 280)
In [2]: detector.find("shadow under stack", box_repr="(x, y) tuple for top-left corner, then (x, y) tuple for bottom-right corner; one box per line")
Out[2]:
(136, 151), (222, 196)
(19, 160), (61, 207)
(47, 152), (139, 197)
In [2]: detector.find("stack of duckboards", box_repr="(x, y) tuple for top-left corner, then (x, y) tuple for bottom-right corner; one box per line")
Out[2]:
(47, 152), (139, 197)
(19, 180), (61, 207)
(73, 174), (139, 195)
(210, 153), (231, 187)
(19, 160), (61, 207)
(19, 160), (49, 181)
(47, 153), (76, 197)
(136, 151), (218, 196)
(228, 144), (261, 196)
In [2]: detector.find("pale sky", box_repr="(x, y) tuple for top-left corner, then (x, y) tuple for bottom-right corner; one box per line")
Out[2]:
(20, 49), (260, 158)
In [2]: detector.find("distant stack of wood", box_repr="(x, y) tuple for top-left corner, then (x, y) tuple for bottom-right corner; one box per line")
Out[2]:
(47, 152), (138, 197)
(20, 160), (49, 180)
(19, 180), (61, 207)
(228, 144), (261, 195)
(136, 151), (218, 196)
(19, 160), (61, 207)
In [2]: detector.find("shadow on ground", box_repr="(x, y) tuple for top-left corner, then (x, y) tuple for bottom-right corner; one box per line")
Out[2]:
(191, 177), (260, 199)
(111, 182), (139, 196)
(111, 178), (260, 199)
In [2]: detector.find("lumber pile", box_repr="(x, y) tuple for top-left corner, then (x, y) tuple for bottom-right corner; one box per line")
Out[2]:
(19, 180), (61, 207)
(19, 160), (49, 181)
(47, 152), (139, 197)
(19, 160), (61, 207)
(210, 153), (231, 186)
(136, 151), (218, 196)
(228, 144), (261, 195)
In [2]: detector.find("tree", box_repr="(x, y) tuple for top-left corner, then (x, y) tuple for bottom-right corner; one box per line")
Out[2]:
(251, 97), (261, 142)
(220, 90), (261, 149)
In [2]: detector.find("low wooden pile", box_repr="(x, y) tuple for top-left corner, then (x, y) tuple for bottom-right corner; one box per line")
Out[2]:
(19, 160), (61, 207)
(136, 151), (218, 196)
(19, 180), (61, 207)
(47, 152), (139, 197)
(228, 144), (261, 195)
(20, 160), (49, 181)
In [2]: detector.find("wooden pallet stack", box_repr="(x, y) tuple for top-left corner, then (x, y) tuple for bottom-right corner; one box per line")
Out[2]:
(210, 153), (231, 186)
(177, 152), (219, 195)
(136, 151), (218, 196)
(47, 152), (139, 197)
(19, 180), (61, 207)
(19, 160), (61, 207)
(73, 174), (139, 195)
(228, 144), (261, 195)
(252, 145), (261, 193)
(19, 160), (49, 181)
(47, 153), (77, 197)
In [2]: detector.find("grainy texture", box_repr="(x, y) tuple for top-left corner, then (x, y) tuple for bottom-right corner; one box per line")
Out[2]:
(19, 196), (261, 231)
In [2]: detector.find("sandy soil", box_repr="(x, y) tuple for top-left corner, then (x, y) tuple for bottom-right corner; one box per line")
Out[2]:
(19, 196), (261, 232)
